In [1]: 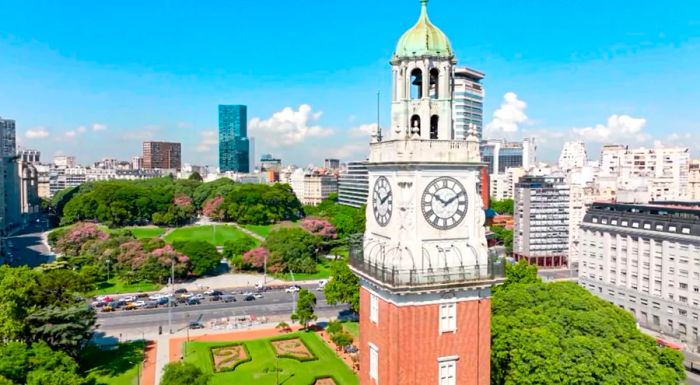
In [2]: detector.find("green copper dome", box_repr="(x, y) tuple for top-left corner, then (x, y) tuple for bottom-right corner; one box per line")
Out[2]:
(394, 0), (453, 59)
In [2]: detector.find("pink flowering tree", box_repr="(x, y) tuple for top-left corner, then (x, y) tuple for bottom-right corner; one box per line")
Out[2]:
(151, 244), (190, 277)
(301, 218), (337, 239)
(202, 195), (226, 221)
(173, 194), (193, 208)
(242, 247), (268, 270)
(55, 222), (109, 256)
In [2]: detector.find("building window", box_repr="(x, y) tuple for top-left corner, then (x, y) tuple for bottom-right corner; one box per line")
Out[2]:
(438, 357), (457, 385)
(369, 343), (379, 382)
(440, 303), (457, 333)
(370, 294), (379, 324)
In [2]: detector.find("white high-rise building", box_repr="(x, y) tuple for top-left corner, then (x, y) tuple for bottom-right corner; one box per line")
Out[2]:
(452, 66), (484, 140)
(490, 166), (526, 201)
(559, 141), (587, 172)
(53, 155), (77, 168)
(514, 175), (570, 268)
(690, 159), (700, 200)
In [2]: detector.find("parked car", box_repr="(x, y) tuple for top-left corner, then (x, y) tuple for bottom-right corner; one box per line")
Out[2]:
(243, 295), (256, 301)
(221, 295), (236, 303)
(242, 291), (254, 296)
(101, 306), (114, 312)
(133, 300), (146, 307)
(124, 303), (137, 311)
(285, 286), (301, 293)
(157, 297), (169, 305)
(192, 294), (205, 300)
(174, 288), (188, 294)
(210, 295), (221, 301)
(187, 298), (201, 305)
(121, 296), (136, 303)
(144, 301), (158, 309)
(136, 293), (149, 298)
(253, 293), (263, 299)
(188, 322), (205, 329)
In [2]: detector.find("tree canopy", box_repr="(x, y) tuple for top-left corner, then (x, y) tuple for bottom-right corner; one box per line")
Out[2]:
(160, 362), (209, 385)
(490, 198), (514, 215)
(491, 263), (685, 385)
(324, 260), (360, 313)
(263, 228), (322, 274)
(303, 193), (365, 239)
(291, 289), (317, 329)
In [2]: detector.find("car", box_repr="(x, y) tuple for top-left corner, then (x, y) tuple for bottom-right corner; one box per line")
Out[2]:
(203, 289), (215, 295)
(285, 286), (301, 293)
(253, 293), (263, 299)
(188, 322), (205, 330)
(192, 294), (205, 300)
(132, 300), (146, 307)
(211, 290), (223, 296)
(144, 301), (158, 309)
(124, 303), (137, 311)
(101, 306), (114, 312)
(121, 295), (136, 303)
(187, 298), (201, 305)
(174, 288), (188, 294)
(136, 293), (149, 298)
(221, 295), (236, 303)
(108, 301), (122, 309)
(210, 295), (221, 301)
(243, 295), (255, 301)
(149, 294), (166, 300)
(242, 291), (254, 296)
(156, 297), (170, 305)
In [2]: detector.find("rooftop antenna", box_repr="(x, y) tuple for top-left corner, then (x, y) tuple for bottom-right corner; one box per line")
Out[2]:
(376, 90), (382, 142)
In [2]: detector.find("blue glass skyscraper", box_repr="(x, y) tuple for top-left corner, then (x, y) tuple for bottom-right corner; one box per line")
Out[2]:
(218, 105), (250, 173)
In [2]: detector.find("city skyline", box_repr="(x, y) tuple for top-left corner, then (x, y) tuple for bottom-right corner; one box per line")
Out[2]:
(2, 1), (700, 165)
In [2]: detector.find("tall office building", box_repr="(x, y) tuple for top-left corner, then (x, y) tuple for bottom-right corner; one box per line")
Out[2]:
(578, 202), (700, 349)
(218, 104), (250, 173)
(349, 2), (502, 384)
(513, 175), (570, 267)
(0, 117), (20, 235)
(480, 138), (535, 175)
(452, 66), (485, 140)
(338, 160), (369, 208)
(324, 158), (340, 170)
(142, 141), (181, 170)
(559, 141), (587, 172)
(690, 159), (700, 200)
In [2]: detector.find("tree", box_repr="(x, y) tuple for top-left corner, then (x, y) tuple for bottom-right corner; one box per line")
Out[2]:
(490, 225), (513, 253)
(263, 228), (321, 274)
(491, 279), (686, 384)
(26, 305), (96, 358)
(160, 362), (209, 385)
(0, 342), (29, 383)
(501, 260), (540, 289)
(222, 237), (257, 260)
(490, 198), (514, 215)
(172, 240), (220, 276)
(291, 289), (317, 329)
(325, 320), (342, 335)
(0, 266), (41, 341)
(188, 171), (203, 182)
(324, 261), (360, 313)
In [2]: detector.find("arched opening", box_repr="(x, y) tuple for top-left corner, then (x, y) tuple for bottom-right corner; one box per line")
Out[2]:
(410, 68), (423, 99)
(430, 115), (439, 139)
(410, 115), (421, 136)
(429, 68), (439, 99)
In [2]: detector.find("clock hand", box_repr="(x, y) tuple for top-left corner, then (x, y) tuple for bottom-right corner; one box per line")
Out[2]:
(380, 193), (390, 204)
(444, 192), (464, 205)
(434, 193), (448, 205)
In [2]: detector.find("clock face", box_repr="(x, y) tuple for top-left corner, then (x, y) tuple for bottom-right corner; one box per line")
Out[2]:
(372, 176), (393, 226)
(421, 176), (468, 230)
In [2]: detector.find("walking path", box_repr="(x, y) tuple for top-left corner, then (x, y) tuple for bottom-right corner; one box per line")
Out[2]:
(142, 340), (157, 385)
(230, 222), (265, 242)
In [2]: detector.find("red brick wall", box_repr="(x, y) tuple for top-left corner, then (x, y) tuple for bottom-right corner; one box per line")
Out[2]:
(358, 287), (491, 385)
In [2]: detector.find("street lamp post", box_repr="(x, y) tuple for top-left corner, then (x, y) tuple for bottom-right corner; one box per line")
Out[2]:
(168, 259), (174, 334)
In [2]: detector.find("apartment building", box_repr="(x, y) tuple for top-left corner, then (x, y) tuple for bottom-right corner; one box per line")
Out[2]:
(513, 175), (570, 267)
(578, 202), (700, 348)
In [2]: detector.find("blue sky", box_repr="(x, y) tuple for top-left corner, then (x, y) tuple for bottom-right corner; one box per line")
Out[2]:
(1, 0), (699, 166)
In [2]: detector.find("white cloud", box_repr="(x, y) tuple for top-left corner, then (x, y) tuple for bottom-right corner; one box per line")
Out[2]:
(65, 130), (76, 138)
(121, 125), (160, 141)
(248, 104), (333, 147)
(25, 127), (50, 139)
(92, 123), (107, 131)
(196, 130), (218, 152)
(485, 92), (529, 135)
(572, 114), (648, 142)
(349, 123), (378, 137)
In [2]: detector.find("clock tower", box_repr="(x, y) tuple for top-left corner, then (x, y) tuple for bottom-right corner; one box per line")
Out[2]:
(349, 1), (504, 385)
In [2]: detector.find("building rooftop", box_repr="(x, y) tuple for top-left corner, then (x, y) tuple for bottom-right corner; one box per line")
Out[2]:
(394, 0), (452, 59)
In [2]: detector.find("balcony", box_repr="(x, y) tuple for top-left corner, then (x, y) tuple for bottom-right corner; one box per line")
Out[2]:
(348, 237), (504, 292)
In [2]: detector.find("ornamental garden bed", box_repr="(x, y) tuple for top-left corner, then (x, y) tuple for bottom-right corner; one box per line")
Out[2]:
(271, 337), (316, 361)
(210, 344), (251, 372)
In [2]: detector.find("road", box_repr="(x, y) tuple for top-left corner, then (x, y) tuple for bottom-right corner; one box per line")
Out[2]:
(96, 286), (347, 336)
(6, 220), (54, 267)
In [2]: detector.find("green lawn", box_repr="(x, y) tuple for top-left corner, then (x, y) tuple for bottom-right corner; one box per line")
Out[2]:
(123, 226), (166, 239)
(242, 224), (273, 238)
(164, 225), (250, 246)
(274, 260), (332, 281)
(343, 322), (359, 339)
(184, 331), (357, 385)
(91, 277), (161, 296)
(81, 341), (144, 385)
